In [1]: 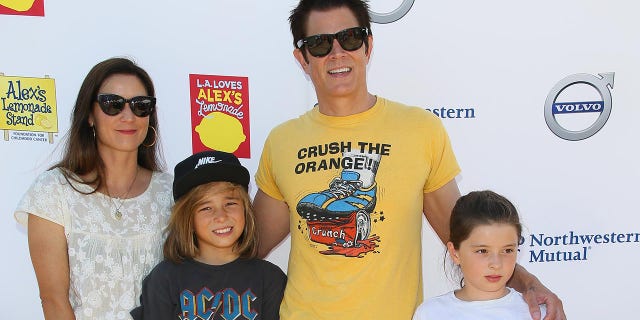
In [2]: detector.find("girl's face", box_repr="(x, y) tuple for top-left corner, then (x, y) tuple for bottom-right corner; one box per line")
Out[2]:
(193, 186), (246, 264)
(447, 223), (519, 301)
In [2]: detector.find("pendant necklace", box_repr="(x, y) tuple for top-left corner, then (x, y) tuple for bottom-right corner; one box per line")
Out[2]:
(107, 166), (139, 220)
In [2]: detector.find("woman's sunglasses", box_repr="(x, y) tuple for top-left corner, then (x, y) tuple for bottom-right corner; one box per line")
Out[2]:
(296, 27), (369, 58)
(96, 93), (156, 117)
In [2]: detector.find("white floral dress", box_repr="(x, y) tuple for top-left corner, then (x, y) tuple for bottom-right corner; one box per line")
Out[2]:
(15, 168), (173, 320)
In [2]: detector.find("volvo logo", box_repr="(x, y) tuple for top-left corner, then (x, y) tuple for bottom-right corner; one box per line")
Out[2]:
(544, 73), (614, 141)
(369, 0), (415, 24)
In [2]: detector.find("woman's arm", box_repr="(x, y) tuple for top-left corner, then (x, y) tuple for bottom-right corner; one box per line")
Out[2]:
(28, 214), (75, 320)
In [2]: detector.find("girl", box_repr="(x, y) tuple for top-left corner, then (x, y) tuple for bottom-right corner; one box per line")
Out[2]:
(15, 57), (171, 319)
(413, 190), (547, 319)
(132, 150), (286, 320)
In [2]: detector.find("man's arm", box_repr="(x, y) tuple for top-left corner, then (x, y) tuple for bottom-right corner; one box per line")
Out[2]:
(254, 189), (291, 258)
(422, 179), (461, 244)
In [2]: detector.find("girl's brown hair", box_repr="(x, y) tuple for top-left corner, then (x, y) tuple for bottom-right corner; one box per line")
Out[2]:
(163, 181), (258, 263)
(449, 190), (522, 249)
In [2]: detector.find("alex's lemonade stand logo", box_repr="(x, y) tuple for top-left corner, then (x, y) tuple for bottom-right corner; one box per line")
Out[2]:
(1, 75), (58, 143)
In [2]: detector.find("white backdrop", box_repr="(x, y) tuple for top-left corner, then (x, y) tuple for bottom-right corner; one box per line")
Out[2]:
(1, 1), (639, 318)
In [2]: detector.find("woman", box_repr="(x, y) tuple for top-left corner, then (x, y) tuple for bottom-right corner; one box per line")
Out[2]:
(14, 57), (172, 320)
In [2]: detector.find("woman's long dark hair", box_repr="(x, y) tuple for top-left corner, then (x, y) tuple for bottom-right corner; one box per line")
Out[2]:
(51, 57), (165, 193)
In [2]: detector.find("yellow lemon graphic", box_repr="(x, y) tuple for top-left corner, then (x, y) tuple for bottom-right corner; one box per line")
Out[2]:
(0, 0), (36, 11)
(34, 114), (44, 126)
(33, 114), (52, 129)
(195, 112), (246, 153)
(40, 118), (52, 129)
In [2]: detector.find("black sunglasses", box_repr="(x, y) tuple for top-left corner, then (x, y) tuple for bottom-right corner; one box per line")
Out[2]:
(296, 27), (369, 58)
(96, 93), (156, 117)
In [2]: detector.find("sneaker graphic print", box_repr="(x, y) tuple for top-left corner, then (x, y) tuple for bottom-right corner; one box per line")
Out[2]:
(296, 151), (381, 257)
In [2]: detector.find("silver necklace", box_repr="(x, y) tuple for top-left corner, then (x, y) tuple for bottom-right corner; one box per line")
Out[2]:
(107, 167), (139, 220)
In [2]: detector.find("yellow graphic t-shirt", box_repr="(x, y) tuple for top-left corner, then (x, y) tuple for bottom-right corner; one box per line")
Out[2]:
(256, 97), (460, 319)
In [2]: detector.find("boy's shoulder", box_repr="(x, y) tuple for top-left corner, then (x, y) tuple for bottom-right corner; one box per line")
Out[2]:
(242, 258), (285, 274)
(146, 259), (192, 278)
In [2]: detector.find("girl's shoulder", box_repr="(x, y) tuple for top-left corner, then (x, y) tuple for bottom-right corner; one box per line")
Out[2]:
(413, 291), (458, 319)
(504, 288), (548, 318)
(422, 290), (458, 307)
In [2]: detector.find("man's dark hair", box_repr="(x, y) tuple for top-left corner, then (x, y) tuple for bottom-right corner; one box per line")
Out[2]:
(289, 0), (372, 60)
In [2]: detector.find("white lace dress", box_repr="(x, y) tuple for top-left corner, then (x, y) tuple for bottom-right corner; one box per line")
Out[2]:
(15, 168), (173, 320)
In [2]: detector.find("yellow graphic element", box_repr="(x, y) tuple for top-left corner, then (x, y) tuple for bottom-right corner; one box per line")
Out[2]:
(0, 0), (36, 11)
(0, 75), (58, 134)
(34, 113), (50, 127)
(195, 112), (246, 153)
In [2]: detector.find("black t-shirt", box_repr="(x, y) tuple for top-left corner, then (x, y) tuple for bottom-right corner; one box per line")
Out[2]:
(131, 258), (287, 320)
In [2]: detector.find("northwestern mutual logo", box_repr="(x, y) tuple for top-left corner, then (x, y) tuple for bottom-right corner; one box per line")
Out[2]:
(544, 73), (614, 141)
(425, 106), (476, 119)
(523, 230), (639, 263)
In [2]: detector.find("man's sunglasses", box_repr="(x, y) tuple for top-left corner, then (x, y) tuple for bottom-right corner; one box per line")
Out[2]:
(96, 93), (156, 117)
(296, 27), (369, 58)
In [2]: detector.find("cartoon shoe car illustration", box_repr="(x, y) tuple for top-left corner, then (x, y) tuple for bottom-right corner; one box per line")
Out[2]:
(297, 170), (376, 247)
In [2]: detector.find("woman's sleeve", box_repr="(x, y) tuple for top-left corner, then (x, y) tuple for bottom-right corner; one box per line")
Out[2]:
(14, 169), (65, 228)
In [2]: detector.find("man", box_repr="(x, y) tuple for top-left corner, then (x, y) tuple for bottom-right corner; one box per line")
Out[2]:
(254, 0), (565, 319)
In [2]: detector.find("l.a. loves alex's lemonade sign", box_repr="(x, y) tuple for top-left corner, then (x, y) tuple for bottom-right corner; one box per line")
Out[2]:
(0, 75), (57, 143)
(0, 0), (44, 16)
(189, 74), (250, 158)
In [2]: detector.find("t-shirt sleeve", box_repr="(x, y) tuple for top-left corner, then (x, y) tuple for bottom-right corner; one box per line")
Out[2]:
(412, 295), (445, 320)
(14, 169), (66, 228)
(423, 116), (461, 193)
(412, 301), (428, 320)
(255, 132), (285, 201)
(132, 261), (176, 320)
(261, 261), (287, 320)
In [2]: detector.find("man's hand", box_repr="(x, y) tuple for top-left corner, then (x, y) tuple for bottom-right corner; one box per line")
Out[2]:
(510, 263), (566, 320)
(522, 281), (565, 320)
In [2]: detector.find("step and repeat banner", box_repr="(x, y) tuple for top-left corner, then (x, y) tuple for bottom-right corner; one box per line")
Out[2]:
(1, 1), (638, 318)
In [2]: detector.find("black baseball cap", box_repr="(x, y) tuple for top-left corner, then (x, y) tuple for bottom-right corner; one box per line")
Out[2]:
(173, 150), (250, 201)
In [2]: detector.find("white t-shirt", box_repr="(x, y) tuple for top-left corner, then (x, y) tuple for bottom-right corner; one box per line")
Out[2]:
(413, 287), (547, 320)
(15, 168), (173, 320)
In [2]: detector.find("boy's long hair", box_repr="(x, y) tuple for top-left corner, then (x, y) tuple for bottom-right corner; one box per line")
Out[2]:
(163, 181), (258, 263)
